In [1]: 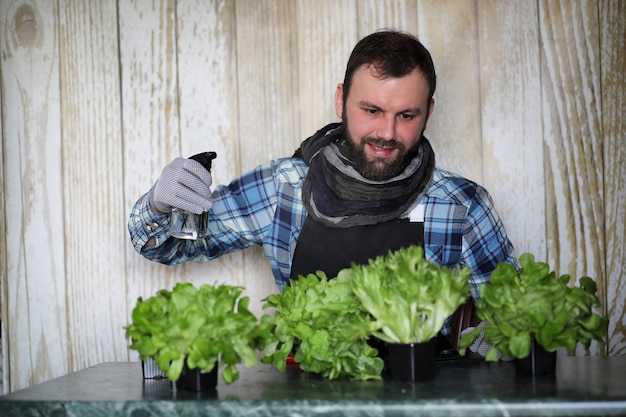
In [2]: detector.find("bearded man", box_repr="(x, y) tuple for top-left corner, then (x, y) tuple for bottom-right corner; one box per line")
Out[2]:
(128, 29), (517, 340)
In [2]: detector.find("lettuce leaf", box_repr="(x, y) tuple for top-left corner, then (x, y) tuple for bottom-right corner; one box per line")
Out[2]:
(458, 253), (609, 360)
(340, 245), (471, 344)
(261, 272), (383, 380)
(125, 283), (270, 384)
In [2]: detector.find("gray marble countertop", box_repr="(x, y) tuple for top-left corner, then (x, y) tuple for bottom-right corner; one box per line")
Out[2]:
(1, 356), (625, 416)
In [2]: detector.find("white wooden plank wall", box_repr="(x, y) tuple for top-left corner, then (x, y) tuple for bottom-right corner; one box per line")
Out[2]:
(1, 0), (69, 389)
(59, 0), (129, 372)
(539, 0), (606, 355)
(601, 0), (626, 359)
(1, 0), (624, 393)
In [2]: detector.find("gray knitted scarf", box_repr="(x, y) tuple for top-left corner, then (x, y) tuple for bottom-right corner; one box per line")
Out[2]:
(295, 123), (435, 228)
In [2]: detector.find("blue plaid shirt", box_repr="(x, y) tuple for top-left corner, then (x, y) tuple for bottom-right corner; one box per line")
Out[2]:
(129, 157), (517, 304)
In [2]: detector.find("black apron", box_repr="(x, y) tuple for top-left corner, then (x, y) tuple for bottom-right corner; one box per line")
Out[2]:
(290, 216), (424, 280)
(290, 215), (458, 359)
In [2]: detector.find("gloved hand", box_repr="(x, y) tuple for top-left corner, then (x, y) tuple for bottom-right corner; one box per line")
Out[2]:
(149, 157), (213, 215)
(460, 321), (513, 361)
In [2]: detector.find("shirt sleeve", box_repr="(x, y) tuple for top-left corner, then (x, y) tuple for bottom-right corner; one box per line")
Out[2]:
(127, 162), (281, 266)
(423, 170), (519, 302)
(460, 184), (518, 300)
(423, 172), (518, 337)
(127, 188), (172, 254)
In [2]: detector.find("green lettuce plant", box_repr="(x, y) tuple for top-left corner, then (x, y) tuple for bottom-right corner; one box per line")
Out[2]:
(125, 282), (270, 384)
(339, 245), (471, 344)
(458, 253), (608, 361)
(261, 272), (383, 380)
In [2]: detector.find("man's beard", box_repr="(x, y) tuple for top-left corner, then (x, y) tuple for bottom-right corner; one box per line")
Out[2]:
(341, 116), (422, 181)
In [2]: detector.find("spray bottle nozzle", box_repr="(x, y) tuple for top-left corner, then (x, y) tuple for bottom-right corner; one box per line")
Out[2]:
(189, 151), (217, 172)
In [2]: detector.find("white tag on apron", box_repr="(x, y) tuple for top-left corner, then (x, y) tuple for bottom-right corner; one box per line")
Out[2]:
(409, 203), (425, 222)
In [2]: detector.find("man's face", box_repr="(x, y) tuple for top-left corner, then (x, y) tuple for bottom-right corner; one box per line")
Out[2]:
(335, 65), (434, 181)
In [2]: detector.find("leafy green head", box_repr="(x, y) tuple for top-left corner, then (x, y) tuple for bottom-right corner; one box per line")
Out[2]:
(341, 245), (471, 344)
(125, 282), (270, 384)
(458, 253), (608, 361)
(261, 272), (383, 380)
(260, 246), (474, 379)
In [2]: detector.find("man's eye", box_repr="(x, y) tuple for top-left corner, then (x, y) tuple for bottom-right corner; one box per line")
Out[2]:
(400, 113), (415, 120)
(366, 108), (379, 115)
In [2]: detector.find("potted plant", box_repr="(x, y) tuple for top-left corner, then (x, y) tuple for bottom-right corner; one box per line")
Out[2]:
(458, 253), (609, 375)
(338, 245), (471, 381)
(125, 282), (270, 390)
(261, 271), (384, 380)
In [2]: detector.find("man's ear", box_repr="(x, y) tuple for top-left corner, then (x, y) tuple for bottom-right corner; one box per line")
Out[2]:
(424, 98), (435, 129)
(428, 98), (435, 118)
(335, 83), (344, 119)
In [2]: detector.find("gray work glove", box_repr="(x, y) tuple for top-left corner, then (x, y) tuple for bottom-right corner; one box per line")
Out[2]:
(460, 321), (513, 361)
(149, 157), (213, 215)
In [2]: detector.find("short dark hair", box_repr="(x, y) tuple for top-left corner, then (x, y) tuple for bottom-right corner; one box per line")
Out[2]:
(342, 29), (436, 104)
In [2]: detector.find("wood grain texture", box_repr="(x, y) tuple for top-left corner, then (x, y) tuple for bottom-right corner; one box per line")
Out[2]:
(0, 0), (68, 391)
(601, 0), (626, 355)
(539, 0), (605, 355)
(176, 0), (240, 183)
(357, 0), (418, 37)
(58, 0), (129, 372)
(175, 0), (271, 317)
(417, 0), (483, 184)
(541, 0), (604, 281)
(0, 5), (6, 394)
(233, 0), (301, 312)
(119, 0), (187, 332)
(478, 1), (546, 259)
(235, 0), (300, 165)
(296, 0), (357, 138)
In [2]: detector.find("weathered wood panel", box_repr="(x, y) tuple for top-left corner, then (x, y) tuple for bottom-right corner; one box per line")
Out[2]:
(296, 0), (357, 138)
(539, 0), (604, 355)
(119, 0), (187, 338)
(0, 5), (6, 393)
(478, 1), (546, 258)
(235, 0), (301, 166)
(358, 0), (418, 36)
(541, 0), (604, 284)
(174, 0), (262, 314)
(58, 0), (129, 371)
(601, 0), (626, 355)
(0, 0), (68, 391)
(232, 0), (301, 312)
(176, 0), (239, 193)
(417, 0), (483, 184)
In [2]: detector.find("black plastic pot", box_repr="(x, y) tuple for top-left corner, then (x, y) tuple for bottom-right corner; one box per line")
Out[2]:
(515, 338), (557, 376)
(141, 357), (167, 379)
(175, 361), (219, 391)
(386, 339), (436, 381)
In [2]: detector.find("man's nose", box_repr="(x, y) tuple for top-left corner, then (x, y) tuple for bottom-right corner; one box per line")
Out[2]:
(376, 115), (396, 141)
